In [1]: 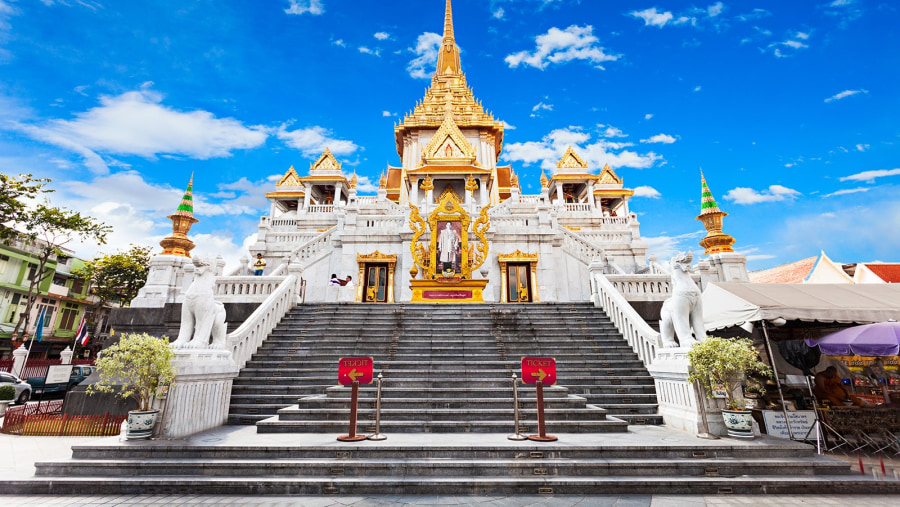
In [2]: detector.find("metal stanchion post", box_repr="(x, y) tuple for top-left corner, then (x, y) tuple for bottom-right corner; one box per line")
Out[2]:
(508, 373), (526, 440)
(337, 380), (367, 442)
(527, 381), (557, 442)
(368, 373), (387, 441)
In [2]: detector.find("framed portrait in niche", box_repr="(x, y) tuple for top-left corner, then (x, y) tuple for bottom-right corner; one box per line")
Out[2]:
(436, 220), (462, 275)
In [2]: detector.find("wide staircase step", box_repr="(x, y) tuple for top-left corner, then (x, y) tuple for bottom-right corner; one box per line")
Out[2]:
(227, 302), (661, 430)
(15, 427), (899, 495)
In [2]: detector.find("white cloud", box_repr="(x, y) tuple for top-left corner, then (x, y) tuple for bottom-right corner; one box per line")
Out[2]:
(502, 121), (516, 130)
(505, 25), (619, 70)
(532, 101), (553, 112)
(644, 113), (653, 120)
(824, 89), (868, 103)
(374, 32), (390, 40)
(502, 126), (662, 172)
(284, 0), (324, 16)
(855, 144), (869, 152)
(693, 85), (702, 92)
(492, 8), (505, 19)
(276, 124), (358, 157)
(723, 185), (801, 204)
(15, 87), (267, 173)
(736, 9), (771, 22)
(332, 38), (346, 47)
(708, 2), (724, 17)
(633, 186), (661, 198)
(599, 124), (626, 138)
(769, 31), (811, 58)
(641, 134), (676, 144)
(630, 8), (674, 27)
(642, 231), (705, 263)
(824, 187), (870, 197)
(382, 111), (395, 117)
(358, 46), (381, 56)
(839, 168), (900, 183)
(406, 32), (442, 79)
(353, 175), (378, 194)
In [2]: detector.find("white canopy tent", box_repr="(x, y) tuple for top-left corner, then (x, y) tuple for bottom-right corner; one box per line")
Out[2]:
(703, 282), (900, 332)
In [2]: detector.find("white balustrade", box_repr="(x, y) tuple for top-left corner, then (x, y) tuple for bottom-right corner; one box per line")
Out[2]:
(564, 203), (593, 212)
(600, 216), (629, 226)
(357, 215), (405, 232)
(215, 276), (285, 302)
(590, 269), (661, 367)
(306, 205), (334, 213)
(579, 232), (630, 244)
(558, 226), (605, 265)
(226, 272), (303, 369)
(290, 227), (335, 264)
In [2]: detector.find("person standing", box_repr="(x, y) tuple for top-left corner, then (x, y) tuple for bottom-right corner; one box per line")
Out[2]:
(438, 222), (460, 272)
(253, 253), (266, 276)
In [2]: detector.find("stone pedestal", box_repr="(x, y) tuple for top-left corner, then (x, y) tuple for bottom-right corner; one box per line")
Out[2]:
(131, 255), (190, 308)
(156, 349), (239, 439)
(647, 347), (723, 436)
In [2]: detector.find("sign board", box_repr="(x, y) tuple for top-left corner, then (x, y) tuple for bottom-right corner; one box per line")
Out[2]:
(45, 364), (74, 385)
(762, 410), (816, 440)
(338, 357), (373, 385)
(521, 357), (556, 385)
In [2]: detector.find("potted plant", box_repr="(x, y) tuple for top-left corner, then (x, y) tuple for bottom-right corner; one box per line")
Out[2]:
(0, 384), (15, 418)
(88, 332), (174, 439)
(688, 336), (772, 438)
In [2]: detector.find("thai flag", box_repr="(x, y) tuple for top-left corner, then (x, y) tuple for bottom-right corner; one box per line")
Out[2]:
(75, 314), (90, 346)
(34, 307), (46, 342)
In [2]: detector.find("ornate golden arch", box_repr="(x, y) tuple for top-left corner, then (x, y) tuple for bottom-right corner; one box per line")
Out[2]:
(409, 189), (489, 280)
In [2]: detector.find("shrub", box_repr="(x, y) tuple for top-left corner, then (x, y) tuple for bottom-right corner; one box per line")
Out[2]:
(0, 384), (15, 401)
(687, 336), (772, 411)
(88, 332), (174, 412)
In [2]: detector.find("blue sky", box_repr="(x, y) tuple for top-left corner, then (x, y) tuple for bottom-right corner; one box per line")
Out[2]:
(1, 0), (897, 272)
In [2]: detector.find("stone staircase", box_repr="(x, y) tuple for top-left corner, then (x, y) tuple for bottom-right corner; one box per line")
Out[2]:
(229, 302), (659, 433)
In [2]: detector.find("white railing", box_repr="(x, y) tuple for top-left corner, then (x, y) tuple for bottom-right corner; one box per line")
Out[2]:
(519, 195), (542, 204)
(357, 215), (405, 232)
(600, 216), (629, 225)
(226, 272), (302, 369)
(558, 226), (605, 265)
(591, 270), (661, 367)
(290, 227), (335, 264)
(215, 276), (285, 302)
(307, 205), (334, 213)
(605, 274), (673, 301)
(579, 232), (630, 244)
(491, 215), (537, 229)
(356, 196), (377, 205)
(564, 203), (592, 212)
(265, 231), (322, 244)
(269, 218), (301, 229)
(488, 200), (512, 216)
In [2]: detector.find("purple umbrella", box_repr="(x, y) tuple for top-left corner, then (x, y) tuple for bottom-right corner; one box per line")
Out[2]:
(805, 321), (900, 356)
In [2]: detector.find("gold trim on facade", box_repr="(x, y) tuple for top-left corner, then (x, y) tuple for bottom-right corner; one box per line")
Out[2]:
(498, 250), (540, 303)
(356, 251), (397, 303)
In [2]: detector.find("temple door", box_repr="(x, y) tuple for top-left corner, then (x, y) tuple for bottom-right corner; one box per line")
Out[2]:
(363, 264), (389, 303)
(506, 263), (531, 303)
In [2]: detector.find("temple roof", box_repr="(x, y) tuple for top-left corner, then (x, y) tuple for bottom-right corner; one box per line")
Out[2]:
(394, 0), (504, 157)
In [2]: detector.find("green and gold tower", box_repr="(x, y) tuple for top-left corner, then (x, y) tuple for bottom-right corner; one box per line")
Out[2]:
(696, 172), (735, 255)
(159, 174), (199, 257)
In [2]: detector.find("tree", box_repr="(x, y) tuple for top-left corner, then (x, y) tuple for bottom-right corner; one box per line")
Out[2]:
(687, 336), (772, 411)
(74, 245), (152, 309)
(10, 201), (111, 338)
(0, 173), (51, 243)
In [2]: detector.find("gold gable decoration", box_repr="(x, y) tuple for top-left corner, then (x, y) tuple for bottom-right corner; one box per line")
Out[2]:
(597, 163), (623, 185)
(421, 113), (477, 165)
(310, 148), (342, 172)
(276, 166), (303, 187)
(557, 146), (588, 170)
(437, 184), (462, 204)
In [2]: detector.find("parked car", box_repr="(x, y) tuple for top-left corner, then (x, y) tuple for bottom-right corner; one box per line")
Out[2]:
(26, 365), (95, 394)
(0, 371), (32, 404)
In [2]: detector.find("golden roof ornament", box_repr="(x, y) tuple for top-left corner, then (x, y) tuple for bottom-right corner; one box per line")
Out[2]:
(597, 163), (623, 185)
(276, 165), (302, 187)
(510, 169), (519, 188)
(465, 175), (478, 192)
(159, 174), (199, 258)
(557, 146), (589, 170)
(310, 147), (341, 172)
(349, 171), (358, 189)
(540, 169), (549, 188)
(421, 175), (434, 191)
(379, 171), (387, 189)
(696, 171), (736, 255)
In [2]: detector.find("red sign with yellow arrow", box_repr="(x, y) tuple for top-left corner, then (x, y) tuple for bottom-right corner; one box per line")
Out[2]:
(338, 357), (374, 385)
(521, 356), (556, 385)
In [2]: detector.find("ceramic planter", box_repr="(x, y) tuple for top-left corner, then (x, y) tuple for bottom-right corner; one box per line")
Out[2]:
(721, 408), (754, 438)
(125, 409), (160, 439)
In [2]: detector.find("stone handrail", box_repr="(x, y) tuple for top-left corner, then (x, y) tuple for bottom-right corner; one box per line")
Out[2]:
(600, 216), (629, 226)
(564, 203), (592, 212)
(227, 271), (302, 369)
(215, 276), (286, 303)
(590, 267), (661, 367)
(604, 273), (702, 302)
(491, 215), (538, 229)
(266, 231), (321, 244)
(578, 232), (630, 244)
(558, 225), (605, 265)
(269, 218), (301, 229)
(519, 195), (542, 204)
(307, 205), (334, 213)
(290, 226), (336, 263)
(357, 215), (405, 231)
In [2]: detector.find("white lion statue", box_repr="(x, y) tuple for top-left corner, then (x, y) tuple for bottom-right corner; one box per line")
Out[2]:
(659, 251), (706, 348)
(172, 255), (227, 350)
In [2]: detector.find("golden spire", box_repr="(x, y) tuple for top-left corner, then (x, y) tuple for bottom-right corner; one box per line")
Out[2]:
(160, 174), (199, 257)
(696, 171), (735, 255)
(378, 171), (387, 189)
(436, 0), (461, 77)
(349, 170), (358, 189)
(540, 169), (549, 188)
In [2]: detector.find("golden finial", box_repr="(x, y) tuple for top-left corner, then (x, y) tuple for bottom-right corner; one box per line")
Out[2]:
(421, 175), (434, 191)
(350, 170), (358, 189)
(465, 175), (478, 192)
(696, 171), (735, 255)
(510, 169), (519, 188)
(379, 171), (387, 189)
(540, 169), (549, 188)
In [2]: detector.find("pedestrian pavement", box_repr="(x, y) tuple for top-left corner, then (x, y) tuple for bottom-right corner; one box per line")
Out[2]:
(1, 422), (899, 506)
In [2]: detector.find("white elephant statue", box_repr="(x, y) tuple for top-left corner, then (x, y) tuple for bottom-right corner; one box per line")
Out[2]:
(659, 252), (706, 348)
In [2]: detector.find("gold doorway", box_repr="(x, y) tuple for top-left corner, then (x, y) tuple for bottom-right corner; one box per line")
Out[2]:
(356, 251), (396, 303)
(498, 250), (539, 303)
